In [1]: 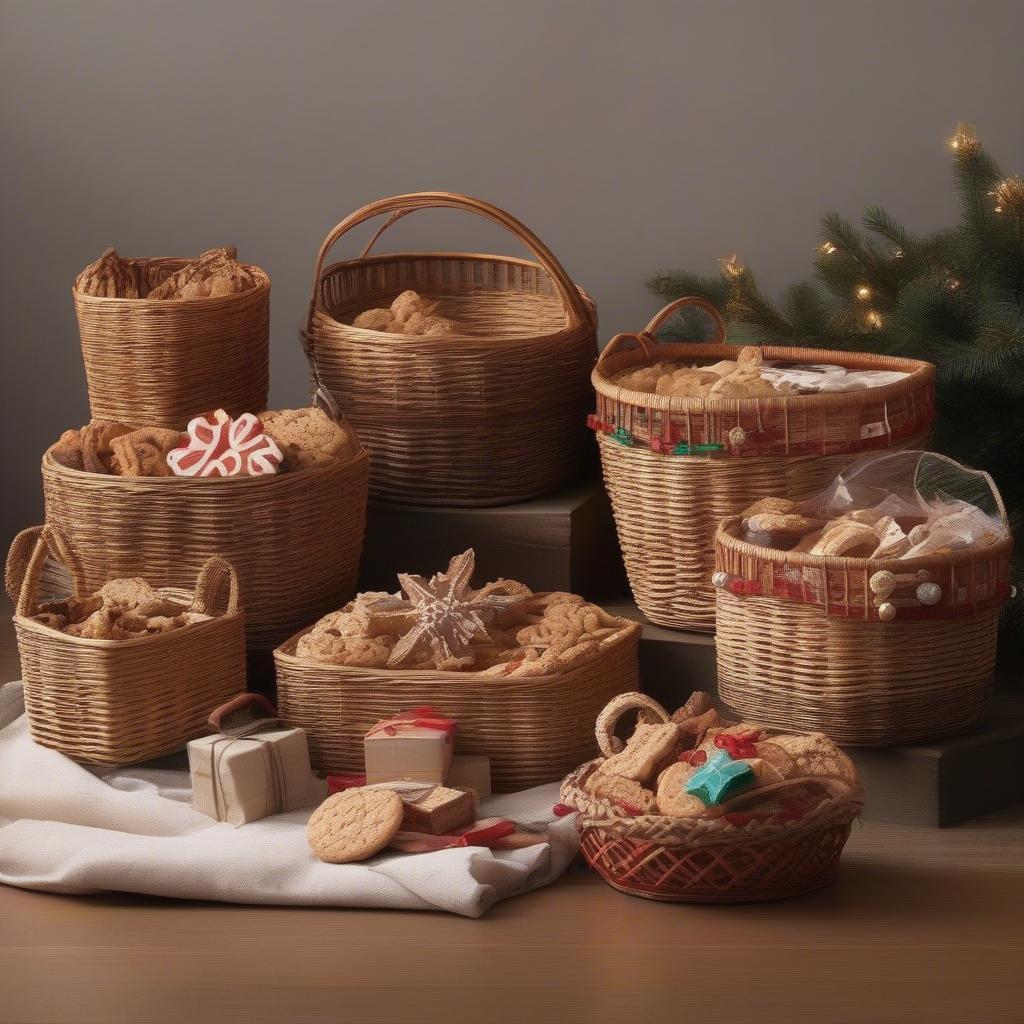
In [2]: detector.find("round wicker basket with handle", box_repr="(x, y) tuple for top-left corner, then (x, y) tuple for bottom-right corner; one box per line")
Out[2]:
(592, 297), (936, 632)
(713, 456), (1013, 746)
(73, 248), (270, 428)
(300, 192), (597, 507)
(561, 693), (863, 903)
(41, 419), (369, 651)
(6, 525), (246, 766)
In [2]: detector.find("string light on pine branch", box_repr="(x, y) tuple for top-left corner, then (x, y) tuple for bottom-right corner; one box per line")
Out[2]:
(865, 310), (883, 330)
(893, 247), (904, 259)
(989, 176), (1024, 215)
(856, 285), (872, 301)
(817, 242), (838, 256)
(718, 253), (744, 280)
(949, 120), (979, 154)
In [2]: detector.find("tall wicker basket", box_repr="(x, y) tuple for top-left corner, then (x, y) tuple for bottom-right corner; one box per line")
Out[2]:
(274, 616), (641, 792)
(73, 249), (270, 428)
(42, 432), (369, 651)
(300, 192), (597, 507)
(592, 297), (935, 632)
(713, 466), (1013, 745)
(6, 525), (246, 766)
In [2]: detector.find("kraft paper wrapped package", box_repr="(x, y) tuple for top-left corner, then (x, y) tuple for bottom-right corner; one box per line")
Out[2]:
(363, 708), (456, 785)
(188, 693), (323, 827)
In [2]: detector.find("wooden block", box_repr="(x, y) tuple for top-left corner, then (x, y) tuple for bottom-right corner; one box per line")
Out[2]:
(848, 692), (1024, 826)
(359, 482), (626, 599)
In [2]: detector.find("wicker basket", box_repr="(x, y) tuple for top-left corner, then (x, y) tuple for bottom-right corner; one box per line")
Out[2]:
(6, 525), (246, 765)
(713, 466), (1013, 745)
(300, 192), (597, 507)
(592, 297), (936, 632)
(274, 614), (641, 792)
(561, 694), (862, 902)
(41, 433), (369, 651)
(73, 249), (270, 428)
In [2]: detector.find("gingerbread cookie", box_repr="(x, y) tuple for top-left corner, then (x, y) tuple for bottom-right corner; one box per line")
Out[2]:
(655, 761), (715, 818)
(307, 788), (404, 864)
(81, 421), (132, 475)
(583, 771), (656, 814)
(353, 308), (398, 331)
(109, 427), (180, 477)
(50, 429), (85, 471)
(260, 407), (353, 470)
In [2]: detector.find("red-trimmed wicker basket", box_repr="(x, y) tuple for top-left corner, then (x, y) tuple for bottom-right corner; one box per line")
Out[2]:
(713, 456), (1013, 746)
(591, 297), (935, 632)
(561, 695), (862, 903)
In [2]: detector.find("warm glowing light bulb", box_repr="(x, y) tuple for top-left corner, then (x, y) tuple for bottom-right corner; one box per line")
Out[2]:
(817, 242), (837, 256)
(718, 253), (744, 280)
(949, 121), (978, 154)
(893, 247), (904, 259)
(856, 285), (872, 301)
(866, 310), (883, 329)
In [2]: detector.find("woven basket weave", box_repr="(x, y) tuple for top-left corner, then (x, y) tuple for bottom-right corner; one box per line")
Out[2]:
(6, 525), (245, 765)
(561, 693), (862, 903)
(300, 192), (597, 507)
(592, 297), (936, 632)
(274, 615), (641, 792)
(73, 249), (270, 428)
(42, 435), (369, 651)
(713, 471), (1013, 746)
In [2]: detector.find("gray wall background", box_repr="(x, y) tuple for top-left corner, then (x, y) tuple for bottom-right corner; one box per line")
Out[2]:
(2, 0), (1023, 550)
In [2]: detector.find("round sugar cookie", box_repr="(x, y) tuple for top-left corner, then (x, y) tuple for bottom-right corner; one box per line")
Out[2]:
(307, 788), (404, 864)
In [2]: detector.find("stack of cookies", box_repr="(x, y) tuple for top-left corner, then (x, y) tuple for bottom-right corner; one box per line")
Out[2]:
(49, 407), (356, 480)
(75, 246), (259, 301)
(30, 576), (208, 640)
(572, 691), (858, 825)
(351, 289), (457, 336)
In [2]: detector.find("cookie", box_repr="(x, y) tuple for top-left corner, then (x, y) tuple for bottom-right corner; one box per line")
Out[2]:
(773, 734), (857, 784)
(50, 429), (85, 471)
(808, 521), (879, 557)
(754, 740), (797, 778)
(81, 421), (132, 474)
(109, 427), (181, 477)
(75, 248), (138, 298)
(599, 721), (681, 782)
(261, 408), (353, 470)
(403, 311), (454, 336)
(31, 612), (68, 631)
(353, 308), (397, 331)
(583, 771), (656, 814)
(656, 762), (719, 818)
(743, 512), (825, 549)
(65, 606), (116, 639)
(390, 289), (435, 325)
(306, 788), (404, 864)
(671, 690), (714, 723)
(147, 247), (257, 300)
(741, 497), (803, 518)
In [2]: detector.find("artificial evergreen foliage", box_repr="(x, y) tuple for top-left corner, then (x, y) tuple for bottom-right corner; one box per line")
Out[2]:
(648, 124), (1023, 639)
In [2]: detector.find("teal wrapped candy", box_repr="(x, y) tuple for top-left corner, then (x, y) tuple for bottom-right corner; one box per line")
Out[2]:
(613, 426), (633, 446)
(685, 749), (754, 805)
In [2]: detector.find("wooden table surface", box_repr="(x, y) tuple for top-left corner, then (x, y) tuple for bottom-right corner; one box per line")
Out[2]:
(0, 623), (1022, 1024)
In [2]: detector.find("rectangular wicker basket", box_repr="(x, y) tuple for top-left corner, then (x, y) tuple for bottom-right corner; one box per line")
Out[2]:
(273, 617), (641, 792)
(7, 525), (246, 765)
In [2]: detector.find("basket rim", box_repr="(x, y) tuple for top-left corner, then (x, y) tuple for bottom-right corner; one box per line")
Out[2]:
(14, 597), (244, 650)
(72, 260), (271, 306)
(592, 341), (934, 414)
(273, 614), (641, 681)
(715, 514), (1014, 573)
(565, 760), (863, 847)
(312, 250), (597, 343)
(41, 445), (368, 485)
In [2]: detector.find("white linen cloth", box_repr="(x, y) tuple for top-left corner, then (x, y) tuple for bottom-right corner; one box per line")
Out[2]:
(0, 682), (578, 918)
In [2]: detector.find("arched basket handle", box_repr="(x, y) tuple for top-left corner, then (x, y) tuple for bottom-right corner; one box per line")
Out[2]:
(642, 295), (727, 343)
(595, 692), (671, 758)
(8, 525), (85, 618)
(303, 191), (594, 336)
(595, 331), (656, 373)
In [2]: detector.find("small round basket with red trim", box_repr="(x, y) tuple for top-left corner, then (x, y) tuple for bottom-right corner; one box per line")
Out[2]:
(561, 693), (863, 903)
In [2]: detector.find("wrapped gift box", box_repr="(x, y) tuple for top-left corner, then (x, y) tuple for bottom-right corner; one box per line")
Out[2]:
(189, 693), (321, 827)
(364, 707), (456, 785)
(400, 785), (475, 835)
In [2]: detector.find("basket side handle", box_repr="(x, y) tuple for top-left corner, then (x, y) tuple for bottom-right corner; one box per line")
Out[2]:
(8, 525), (83, 617)
(303, 192), (594, 335)
(190, 557), (241, 617)
(642, 296), (727, 345)
(595, 691), (671, 757)
(595, 331), (656, 373)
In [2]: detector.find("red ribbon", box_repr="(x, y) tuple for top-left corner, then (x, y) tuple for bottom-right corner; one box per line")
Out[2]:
(326, 772), (366, 794)
(365, 706), (456, 740)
